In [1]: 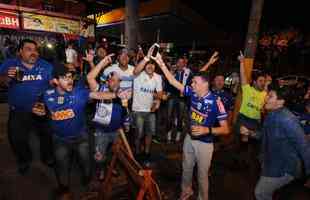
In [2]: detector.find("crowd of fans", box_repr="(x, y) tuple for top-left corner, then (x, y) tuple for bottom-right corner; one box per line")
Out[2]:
(0, 38), (309, 200)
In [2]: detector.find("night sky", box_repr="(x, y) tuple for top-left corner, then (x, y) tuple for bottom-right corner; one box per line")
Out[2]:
(181, 0), (310, 33)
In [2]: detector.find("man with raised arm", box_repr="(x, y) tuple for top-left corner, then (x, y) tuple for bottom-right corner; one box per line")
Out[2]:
(165, 55), (192, 143)
(131, 45), (163, 164)
(235, 52), (268, 167)
(153, 52), (229, 200)
(33, 62), (122, 195)
(87, 54), (128, 180)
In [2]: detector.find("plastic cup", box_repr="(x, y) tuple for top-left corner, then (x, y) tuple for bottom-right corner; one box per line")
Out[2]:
(121, 99), (128, 107)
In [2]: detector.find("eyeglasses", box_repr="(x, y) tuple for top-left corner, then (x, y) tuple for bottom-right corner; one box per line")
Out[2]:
(60, 74), (73, 81)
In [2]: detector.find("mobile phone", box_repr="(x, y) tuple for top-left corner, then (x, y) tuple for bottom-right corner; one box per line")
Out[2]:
(152, 43), (160, 57)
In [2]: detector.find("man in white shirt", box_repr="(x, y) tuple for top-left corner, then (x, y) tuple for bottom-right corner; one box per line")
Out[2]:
(101, 48), (135, 94)
(65, 42), (78, 66)
(132, 46), (163, 162)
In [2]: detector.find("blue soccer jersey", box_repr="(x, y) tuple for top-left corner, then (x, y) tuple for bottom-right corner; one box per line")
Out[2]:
(43, 87), (90, 140)
(184, 86), (228, 143)
(0, 58), (53, 112)
(212, 89), (234, 112)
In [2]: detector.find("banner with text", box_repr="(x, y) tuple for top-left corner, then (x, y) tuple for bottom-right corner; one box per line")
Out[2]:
(0, 10), (19, 29)
(23, 12), (80, 35)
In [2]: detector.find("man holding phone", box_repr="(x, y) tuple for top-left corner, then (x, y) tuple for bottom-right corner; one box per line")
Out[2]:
(131, 44), (163, 163)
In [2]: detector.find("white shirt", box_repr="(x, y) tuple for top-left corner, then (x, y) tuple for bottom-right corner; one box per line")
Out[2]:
(65, 48), (77, 64)
(132, 71), (163, 112)
(103, 63), (134, 90)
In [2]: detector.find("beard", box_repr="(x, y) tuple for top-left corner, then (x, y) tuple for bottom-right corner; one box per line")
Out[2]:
(25, 55), (38, 64)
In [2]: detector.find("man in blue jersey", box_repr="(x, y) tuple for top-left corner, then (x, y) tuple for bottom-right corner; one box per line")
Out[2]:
(153, 53), (229, 200)
(166, 56), (193, 143)
(0, 39), (54, 175)
(87, 54), (126, 180)
(33, 62), (121, 192)
(211, 73), (234, 122)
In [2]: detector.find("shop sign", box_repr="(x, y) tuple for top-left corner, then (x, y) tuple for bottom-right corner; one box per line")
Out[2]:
(23, 12), (80, 35)
(0, 10), (19, 29)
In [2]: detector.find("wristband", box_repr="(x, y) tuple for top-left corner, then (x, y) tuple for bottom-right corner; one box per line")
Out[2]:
(208, 127), (212, 135)
(144, 57), (150, 62)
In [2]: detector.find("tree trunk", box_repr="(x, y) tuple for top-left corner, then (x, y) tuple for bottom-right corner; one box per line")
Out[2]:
(232, 0), (265, 123)
(125, 0), (139, 50)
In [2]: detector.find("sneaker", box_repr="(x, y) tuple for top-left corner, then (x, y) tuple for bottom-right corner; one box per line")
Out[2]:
(152, 136), (161, 144)
(167, 130), (172, 143)
(143, 153), (151, 168)
(175, 131), (182, 142)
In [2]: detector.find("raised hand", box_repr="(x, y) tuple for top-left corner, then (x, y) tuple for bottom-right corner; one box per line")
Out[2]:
(152, 52), (164, 67)
(238, 51), (245, 63)
(101, 53), (115, 66)
(82, 50), (95, 63)
(146, 44), (156, 60)
(208, 51), (219, 65)
(199, 51), (219, 71)
(137, 45), (145, 58)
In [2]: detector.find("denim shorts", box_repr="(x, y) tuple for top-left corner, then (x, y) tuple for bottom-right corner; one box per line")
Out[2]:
(133, 111), (156, 137)
(94, 130), (118, 158)
(238, 113), (260, 130)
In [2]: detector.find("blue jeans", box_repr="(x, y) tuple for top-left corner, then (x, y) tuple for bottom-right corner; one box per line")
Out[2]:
(94, 130), (118, 164)
(133, 112), (156, 154)
(133, 112), (156, 137)
(255, 174), (294, 200)
(53, 134), (90, 187)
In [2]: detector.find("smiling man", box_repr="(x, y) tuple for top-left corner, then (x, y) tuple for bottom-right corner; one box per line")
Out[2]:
(34, 63), (122, 194)
(153, 53), (229, 200)
(240, 85), (310, 200)
(131, 45), (163, 164)
(0, 39), (54, 175)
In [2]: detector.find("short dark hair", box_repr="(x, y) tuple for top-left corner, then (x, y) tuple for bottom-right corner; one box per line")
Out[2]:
(18, 39), (37, 50)
(268, 84), (291, 103)
(213, 72), (225, 79)
(53, 63), (71, 79)
(252, 71), (265, 82)
(147, 59), (159, 68)
(96, 45), (106, 51)
(193, 71), (210, 83)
